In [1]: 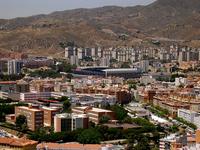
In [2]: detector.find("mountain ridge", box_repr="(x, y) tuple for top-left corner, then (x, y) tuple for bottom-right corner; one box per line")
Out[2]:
(0, 0), (200, 56)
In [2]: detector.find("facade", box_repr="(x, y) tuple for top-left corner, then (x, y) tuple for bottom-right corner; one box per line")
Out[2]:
(20, 92), (52, 102)
(15, 105), (44, 131)
(0, 59), (23, 75)
(178, 109), (200, 128)
(41, 106), (61, 127)
(54, 113), (89, 132)
(0, 80), (29, 93)
(140, 60), (149, 73)
(8, 59), (23, 75)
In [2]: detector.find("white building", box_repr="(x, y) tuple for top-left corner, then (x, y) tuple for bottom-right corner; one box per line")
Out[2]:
(175, 77), (187, 87)
(178, 109), (200, 128)
(54, 113), (88, 132)
(70, 56), (79, 66)
(7, 59), (23, 75)
(140, 75), (156, 85)
(20, 92), (52, 102)
(139, 60), (149, 73)
(100, 57), (110, 67)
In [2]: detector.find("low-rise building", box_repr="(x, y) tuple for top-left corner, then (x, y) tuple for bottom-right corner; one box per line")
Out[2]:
(15, 105), (44, 131)
(41, 106), (61, 127)
(160, 130), (200, 150)
(178, 109), (200, 128)
(20, 92), (52, 102)
(72, 106), (115, 124)
(54, 113), (89, 132)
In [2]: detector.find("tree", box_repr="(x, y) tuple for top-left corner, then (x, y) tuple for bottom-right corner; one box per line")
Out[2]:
(62, 99), (71, 112)
(129, 84), (137, 90)
(15, 115), (27, 130)
(99, 115), (110, 124)
(77, 128), (101, 144)
(111, 105), (128, 122)
(66, 73), (73, 81)
(121, 62), (130, 68)
(133, 135), (151, 150)
(60, 96), (70, 102)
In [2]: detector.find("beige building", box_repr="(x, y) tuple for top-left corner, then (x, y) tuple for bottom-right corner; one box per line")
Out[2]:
(72, 106), (115, 124)
(41, 106), (61, 127)
(15, 105), (44, 131)
(54, 113), (89, 132)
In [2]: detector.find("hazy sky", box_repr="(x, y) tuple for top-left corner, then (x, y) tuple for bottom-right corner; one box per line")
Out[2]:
(0, 0), (155, 19)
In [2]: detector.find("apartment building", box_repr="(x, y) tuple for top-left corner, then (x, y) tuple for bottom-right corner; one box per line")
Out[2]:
(0, 80), (29, 93)
(20, 92), (52, 102)
(15, 105), (44, 131)
(7, 59), (23, 75)
(160, 130), (200, 150)
(41, 106), (61, 127)
(153, 95), (190, 116)
(72, 106), (115, 124)
(73, 86), (131, 104)
(54, 113), (89, 132)
(178, 109), (200, 128)
(0, 59), (23, 75)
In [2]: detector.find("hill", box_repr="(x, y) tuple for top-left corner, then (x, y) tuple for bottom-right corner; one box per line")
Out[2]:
(0, 0), (200, 56)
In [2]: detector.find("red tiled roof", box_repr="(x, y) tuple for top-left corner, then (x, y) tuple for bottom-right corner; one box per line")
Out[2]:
(37, 143), (102, 150)
(0, 137), (38, 147)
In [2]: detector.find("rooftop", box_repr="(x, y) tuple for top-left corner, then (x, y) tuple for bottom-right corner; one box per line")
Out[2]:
(37, 143), (101, 150)
(73, 106), (113, 113)
(17, 106), (42, 112)
(42, 106), (60, 111)
(0, 81), (17, 84)
(0, 137), (37, 147)
(55, 113), (88, 119)
(90, 107), (113, 113)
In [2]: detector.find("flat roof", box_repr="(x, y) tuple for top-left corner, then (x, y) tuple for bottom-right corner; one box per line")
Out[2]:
(90, 108), (113, 113)
(103, 123), (140, 129)
(55, 113), (87, 118)
(37, 143), (101, 150)
(42, 106), (60, 111)
(0, 137), (38, 147)
(0, 81), (17, 84)
(17, 106), (42, 112)
(73, 106), (113, 113)
(102, 68), (140, 73)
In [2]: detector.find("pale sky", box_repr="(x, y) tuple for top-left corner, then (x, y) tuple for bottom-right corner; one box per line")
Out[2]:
(0, 0), (155, 19)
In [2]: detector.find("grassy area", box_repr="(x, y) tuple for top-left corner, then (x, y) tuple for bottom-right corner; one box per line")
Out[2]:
(175, 117), (197, 130)
(0, 122), (32, 135)
(148, 105), (169, 118)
